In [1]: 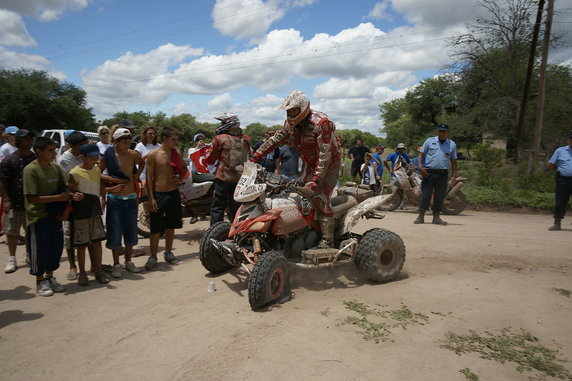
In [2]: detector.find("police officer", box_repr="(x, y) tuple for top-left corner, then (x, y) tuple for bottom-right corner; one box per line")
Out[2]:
(414, 124), (458, 225)
(547, 131), (572, 231)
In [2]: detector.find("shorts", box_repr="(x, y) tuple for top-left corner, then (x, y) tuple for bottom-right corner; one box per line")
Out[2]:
(105, 195), (138, 250)
(351, 162), (363, 177)
(1, 209), (25, 236)
(150, 190), (182, 234)
(71, 215), (106, 247)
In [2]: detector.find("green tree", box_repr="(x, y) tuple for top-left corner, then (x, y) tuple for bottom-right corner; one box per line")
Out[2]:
(0, 69), (95, 134)
(243, 122), (269, 144)
(101, 111), (153, 129)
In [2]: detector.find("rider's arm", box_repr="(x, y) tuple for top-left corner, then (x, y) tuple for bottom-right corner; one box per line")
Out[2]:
(312, 120), (335, 181)
(250, 128), (288, 163)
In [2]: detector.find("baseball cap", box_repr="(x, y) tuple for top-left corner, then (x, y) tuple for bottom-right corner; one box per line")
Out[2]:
(5, 126), (19, 135)
(64, 129), (75, 138)
(396, 143), (406, 149)
(194, 133), (205, 142)
(118, 119), (136, 129)
(113, 128), (131, 140)
(15, 129), (34, 139)
(79, 144), (100, 157)
(376, 145), (386, 149)
(437, 124), (449, 131)
(97, 125), (110, 134)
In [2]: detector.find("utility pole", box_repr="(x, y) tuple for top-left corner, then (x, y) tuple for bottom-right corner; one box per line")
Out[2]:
(514, 0), (545, 161)
(532, 0), (555, 163)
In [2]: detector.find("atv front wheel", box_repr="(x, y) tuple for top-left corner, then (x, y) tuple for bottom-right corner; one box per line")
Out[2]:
(356, 228), (405, 283)
(199, 221), (233, 274)
(248, 251), (292, 311)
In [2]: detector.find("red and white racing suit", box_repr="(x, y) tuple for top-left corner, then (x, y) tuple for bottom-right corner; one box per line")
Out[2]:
(251, 110), (341, 217)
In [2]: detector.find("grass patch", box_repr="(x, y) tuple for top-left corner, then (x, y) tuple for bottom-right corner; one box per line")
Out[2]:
(441, 328), (572, 380)
(342, 300), (428, 343)
(552, 288), (571, 298)
(460, 368), (479, 381)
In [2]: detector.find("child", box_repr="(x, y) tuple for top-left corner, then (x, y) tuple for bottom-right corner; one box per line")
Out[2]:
(68, 144), (116, 286)
(23, 137), (80, 296)
(360, 153), (380, 194)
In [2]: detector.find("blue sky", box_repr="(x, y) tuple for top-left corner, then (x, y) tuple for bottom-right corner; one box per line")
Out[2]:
(1, 0), (571, 135)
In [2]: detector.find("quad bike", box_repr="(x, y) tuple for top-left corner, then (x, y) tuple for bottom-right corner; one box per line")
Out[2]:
(380, 164), (468, 215)
(137, 171), (214, 237)
(199, 162), (406, 311)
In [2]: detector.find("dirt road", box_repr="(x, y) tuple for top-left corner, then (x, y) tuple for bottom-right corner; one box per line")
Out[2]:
(0, 211), (571, 381)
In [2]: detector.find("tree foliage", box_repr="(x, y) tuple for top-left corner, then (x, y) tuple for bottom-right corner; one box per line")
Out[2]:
(0, 69), (96, 134)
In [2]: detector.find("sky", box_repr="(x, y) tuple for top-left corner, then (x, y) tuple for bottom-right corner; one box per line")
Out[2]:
(0, 0), (571, 135)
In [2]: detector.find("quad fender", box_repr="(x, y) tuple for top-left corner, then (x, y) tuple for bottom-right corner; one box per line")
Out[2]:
(229, 209), (282, 237)
(339, 194), (393, 235)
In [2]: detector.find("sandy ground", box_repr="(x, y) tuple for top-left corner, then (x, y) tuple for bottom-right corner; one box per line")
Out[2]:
(0, 210), (571, 381)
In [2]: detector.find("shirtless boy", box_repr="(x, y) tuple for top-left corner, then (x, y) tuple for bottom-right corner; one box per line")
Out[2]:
(99, 128), (145, 278)
(145, 127), (188, 269)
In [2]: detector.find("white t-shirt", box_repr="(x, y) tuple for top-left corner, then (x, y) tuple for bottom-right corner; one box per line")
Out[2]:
(0, 143), (17, 162)
(57, 149), (83, 176)
(97, 141), (112, 155)
(360, 163), (376, 185)
(134, 142), (160, 181)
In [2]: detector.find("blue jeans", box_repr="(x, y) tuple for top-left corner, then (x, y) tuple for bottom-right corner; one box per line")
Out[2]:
(105, 196), (138, 250)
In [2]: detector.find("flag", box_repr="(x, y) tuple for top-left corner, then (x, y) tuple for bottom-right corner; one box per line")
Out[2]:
(189, 145), (211, 173)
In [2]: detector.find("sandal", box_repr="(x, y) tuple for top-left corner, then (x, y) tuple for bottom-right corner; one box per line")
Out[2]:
(67, 271), (78, 281)
(77, 273), (89, 287)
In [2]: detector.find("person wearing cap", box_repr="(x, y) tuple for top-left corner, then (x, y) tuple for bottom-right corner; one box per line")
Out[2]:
(134, 126), (160, 182)
(0, 129), (36, 273)
(547, 131), (572, 231)
(0, 126), (19, 162)
(97, 126), (112, 155)
(384, 143), (411, 176)
(118, 119), (139, 150)
(99, 127), (145, 277)
(415, 124), (458, 225)
(67, 144), (114, 285)
(57, 131), (89, 280)
(348, 139), (370, 183)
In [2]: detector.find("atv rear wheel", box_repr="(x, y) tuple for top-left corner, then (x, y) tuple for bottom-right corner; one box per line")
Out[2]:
(442, 191), (468, 215)
(248, 251), (292, 311)
(199, 221), (234, 274)
(356, 228), (405, 283)
(137, 202), (151, 238)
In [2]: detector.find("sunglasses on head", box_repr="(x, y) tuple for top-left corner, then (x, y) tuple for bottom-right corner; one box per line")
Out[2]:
(100, 131), (109, 135)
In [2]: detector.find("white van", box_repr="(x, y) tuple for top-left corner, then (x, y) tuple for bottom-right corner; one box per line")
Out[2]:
(40, 129), (100, 158)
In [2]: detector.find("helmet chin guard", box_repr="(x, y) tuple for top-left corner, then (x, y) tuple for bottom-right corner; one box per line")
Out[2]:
(279, 90), (311, 128)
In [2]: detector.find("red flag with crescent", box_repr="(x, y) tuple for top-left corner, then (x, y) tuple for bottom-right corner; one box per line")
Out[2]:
(189, 145), (211, 173)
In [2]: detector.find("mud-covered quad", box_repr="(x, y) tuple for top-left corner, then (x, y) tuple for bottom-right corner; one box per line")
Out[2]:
(200, 162), (406, 310)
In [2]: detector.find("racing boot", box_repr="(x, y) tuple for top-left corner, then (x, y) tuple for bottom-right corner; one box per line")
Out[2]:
(548, 218), (562, 231)
(432, 211), (447, 226)
(414, 211), (425, 224)
(317, 215), (335, 249)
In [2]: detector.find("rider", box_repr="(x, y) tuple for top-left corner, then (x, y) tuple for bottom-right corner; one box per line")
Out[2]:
(250, 90), (341, 248)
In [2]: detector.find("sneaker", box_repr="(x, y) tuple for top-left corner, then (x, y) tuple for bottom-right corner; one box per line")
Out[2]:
(111, 264), (122, 278)
(145, 257), (158, 270)
(125, 261), (141, 273)
(4, 257), (17, 273)
(164, 252), (179, 265)
(37, 279), (54, 297)
(47, 277), (65, 292)
(189, 217), (199, 224)
(94, 271), (110, 284)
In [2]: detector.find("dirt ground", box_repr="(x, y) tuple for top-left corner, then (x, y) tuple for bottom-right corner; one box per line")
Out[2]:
(0, 210), (571, 381)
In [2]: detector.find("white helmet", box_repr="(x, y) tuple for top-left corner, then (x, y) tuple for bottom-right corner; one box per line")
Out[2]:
(278, 90), (311, 128)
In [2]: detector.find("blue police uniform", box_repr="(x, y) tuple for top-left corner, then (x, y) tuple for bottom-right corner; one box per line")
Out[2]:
(548, 145), (572, 221)
(418, 136), (457, 214)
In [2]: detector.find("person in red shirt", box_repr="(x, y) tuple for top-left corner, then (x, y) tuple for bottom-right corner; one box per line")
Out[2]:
(205, 113), (251, 225)
(251, 90), (341, 248)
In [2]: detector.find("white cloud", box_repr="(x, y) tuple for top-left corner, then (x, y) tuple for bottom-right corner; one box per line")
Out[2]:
(172, 102), (192, 115)
(0, 0), (88, 22)
(314, 72), (415, 99)
(211, 0), (316, 41)
(0, 10), (36, 47)
(207, 93), (233, 111)
(0, 47), (65, 79)
(366, 1), (391, 20)
(391, 0), (483, 28)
